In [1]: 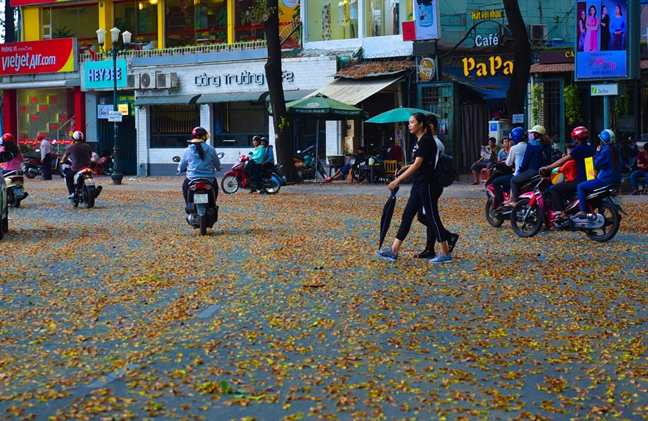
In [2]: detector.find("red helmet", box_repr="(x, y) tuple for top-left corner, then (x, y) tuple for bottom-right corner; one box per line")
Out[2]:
(191, 126), (210, 141)
(571, 126), (589, 141)
(37, 134), (47, 141)
(2, 133), (14, 143)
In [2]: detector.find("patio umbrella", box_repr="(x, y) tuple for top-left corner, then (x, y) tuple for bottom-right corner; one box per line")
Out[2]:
(272, 94), (368, 179)
(365, 107), (440, 124)
(378, 186), (399, 249)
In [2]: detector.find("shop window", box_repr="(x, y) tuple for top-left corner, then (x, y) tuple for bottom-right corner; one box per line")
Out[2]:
(234, 0), (265, 42)
(305, 0), (358, 41)
(165, 0), (228, 47)
(150, 104), (200, 147)
(17, 89), (75, 153)
(114, 0), (159, 46)
(364, 0), (410, 37)
(212, 102), (267, 147)
(45, 4), (99, 42)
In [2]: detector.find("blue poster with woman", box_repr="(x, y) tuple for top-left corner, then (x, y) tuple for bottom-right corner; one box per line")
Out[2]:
(575, 0), (628, 79)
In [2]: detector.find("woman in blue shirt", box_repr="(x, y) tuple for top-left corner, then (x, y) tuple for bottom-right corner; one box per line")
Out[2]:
(177, 126), (221, 206)
(573, 129), (622, 219)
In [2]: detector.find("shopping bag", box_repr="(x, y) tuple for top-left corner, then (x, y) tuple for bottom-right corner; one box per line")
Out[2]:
(584, 156), (597, 180)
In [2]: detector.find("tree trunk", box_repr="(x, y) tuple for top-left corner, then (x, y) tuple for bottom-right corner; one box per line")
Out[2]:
(502, 0), (532, 119)
(4, 3), (16, 43)
(264, 0), (299, 182)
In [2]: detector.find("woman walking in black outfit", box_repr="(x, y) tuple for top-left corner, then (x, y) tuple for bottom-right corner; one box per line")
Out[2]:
(375, 113), (453, 264)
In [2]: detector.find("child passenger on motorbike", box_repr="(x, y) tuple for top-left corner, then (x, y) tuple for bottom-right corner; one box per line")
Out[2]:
(541, 126), (596, 222)
(0, 134), (24, 175)
(177, 126), (222, 206)
(572, 129), (622, 220)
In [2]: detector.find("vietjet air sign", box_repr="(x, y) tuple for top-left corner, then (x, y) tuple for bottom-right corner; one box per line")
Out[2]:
(0, 39), (76, 76)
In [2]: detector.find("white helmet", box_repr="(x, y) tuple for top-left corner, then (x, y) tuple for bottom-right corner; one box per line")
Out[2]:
(72, 131), (84, 141)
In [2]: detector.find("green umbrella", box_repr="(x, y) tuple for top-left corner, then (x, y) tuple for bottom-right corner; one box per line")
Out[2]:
(365, 107), (440, 124)
(269, 94), (367, 179)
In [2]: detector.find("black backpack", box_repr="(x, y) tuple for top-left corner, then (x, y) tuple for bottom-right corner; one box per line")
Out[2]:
(435, 153), (454, 187)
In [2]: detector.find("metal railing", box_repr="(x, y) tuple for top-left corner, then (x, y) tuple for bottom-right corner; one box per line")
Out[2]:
(79, 40), (267, 63)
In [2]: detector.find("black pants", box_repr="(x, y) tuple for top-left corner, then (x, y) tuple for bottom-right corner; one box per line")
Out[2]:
(396, 183), (447, 244)
(417, 209), (452, 250)
(510, 169), (537, 202)
(183, 178), (219, 206)
(42, 153), (53, 180)
(65, 169), (76, 194)
(492, 174), (513, 205)
(549, 180), (579, 212)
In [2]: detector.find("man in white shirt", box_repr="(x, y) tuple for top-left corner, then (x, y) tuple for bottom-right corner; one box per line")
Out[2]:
(492, 127), (527, 209)
(38, 134), (54, 180)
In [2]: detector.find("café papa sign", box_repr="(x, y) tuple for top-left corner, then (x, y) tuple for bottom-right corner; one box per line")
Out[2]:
(462, 56), (513, 77)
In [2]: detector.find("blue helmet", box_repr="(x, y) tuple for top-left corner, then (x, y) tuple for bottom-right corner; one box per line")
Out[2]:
(599, 129), (616, 146)
(510, 127), (526, 144)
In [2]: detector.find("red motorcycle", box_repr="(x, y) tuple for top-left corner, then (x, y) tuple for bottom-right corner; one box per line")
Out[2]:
(220, 155), (280, 195)
(510, 171), (626, 242)
(22, 152), (64, 179)
(485, 161), (540, 227)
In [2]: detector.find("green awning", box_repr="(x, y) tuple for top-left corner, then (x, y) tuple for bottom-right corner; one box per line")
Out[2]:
(134, 94), (201, 106)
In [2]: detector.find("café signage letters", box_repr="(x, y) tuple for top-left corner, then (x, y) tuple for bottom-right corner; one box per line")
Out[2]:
(462, 56), (513, 77)
(475, 33), (499, 47)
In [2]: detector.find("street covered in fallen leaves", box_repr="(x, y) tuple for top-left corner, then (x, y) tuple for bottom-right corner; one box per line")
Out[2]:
(2, 178), (648, 421)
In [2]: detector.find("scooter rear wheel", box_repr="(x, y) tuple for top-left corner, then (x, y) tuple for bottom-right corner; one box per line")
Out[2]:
(485, 197), (504, 227)
(585, 201), (620, 242)
(221, 175), (240, 194)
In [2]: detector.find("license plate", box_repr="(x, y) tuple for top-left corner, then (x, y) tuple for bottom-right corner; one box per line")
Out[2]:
(14, 187), (24, 196)
(85, 180), (95, 186)
(611, 196), (622, 205)
(193, 193), (208, 204)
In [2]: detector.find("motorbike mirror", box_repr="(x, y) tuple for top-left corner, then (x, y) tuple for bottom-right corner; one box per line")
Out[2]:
(217, 152), (224, 159)
(0, 151), (15, 162)
(172, 156), (181, 163)
(249, 151), (253, 155)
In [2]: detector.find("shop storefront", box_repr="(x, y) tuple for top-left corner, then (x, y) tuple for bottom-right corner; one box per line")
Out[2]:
(0, 38), (83, 155)
(81, 58), (137, 174)
(131, 56), (337, 175)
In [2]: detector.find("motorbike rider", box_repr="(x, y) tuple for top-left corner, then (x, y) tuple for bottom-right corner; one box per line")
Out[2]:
(502, 125), (552, 210)
(573, 129), (623, 220)
(0, 134), (24, 175)
(247, 135), (265, 193)
(491, 127), (527, 210)
(541, 126), (596, 222)
(177, 126), (222, 207)
(60, 131), (92, 199)
(38, 134), (54, 180)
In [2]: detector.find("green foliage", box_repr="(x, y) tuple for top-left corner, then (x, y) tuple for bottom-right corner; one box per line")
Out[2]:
(614, 87), (630, 117)
(564, 85), (582, 126)
(52, 25), (74, 39)
(278, 116), (290, 133)
(530, 85), (543, 125)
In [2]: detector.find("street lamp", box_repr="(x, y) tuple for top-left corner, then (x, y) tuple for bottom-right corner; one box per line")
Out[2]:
(96, 27), (132, 185)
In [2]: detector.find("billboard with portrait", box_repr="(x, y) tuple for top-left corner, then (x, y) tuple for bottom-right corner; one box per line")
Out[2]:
(576, 0), (628, 79)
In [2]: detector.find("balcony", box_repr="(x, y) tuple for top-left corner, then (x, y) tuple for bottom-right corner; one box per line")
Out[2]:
(79, 40), (268, 64)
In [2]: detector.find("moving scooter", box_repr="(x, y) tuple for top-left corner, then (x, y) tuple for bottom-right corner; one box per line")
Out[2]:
(4, 170), (28, 208)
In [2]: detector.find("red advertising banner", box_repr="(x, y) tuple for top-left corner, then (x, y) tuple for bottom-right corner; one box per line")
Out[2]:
(9, 0), (57, 7)
(0, 39), (76, 76)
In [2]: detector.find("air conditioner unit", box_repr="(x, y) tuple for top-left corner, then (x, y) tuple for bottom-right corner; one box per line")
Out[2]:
(156, 72), (179, 90)
(126, 73), (140, 89)
(139, 71), (157, 89)
(529, 24), (548, 42)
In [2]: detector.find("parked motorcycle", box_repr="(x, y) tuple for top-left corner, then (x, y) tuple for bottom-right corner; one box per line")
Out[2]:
(3, 170), (28, 208)
(221, 155), (281, 194)
(22, 152), (65, 179)
(294, 145), (327, 180)
(70, 167), (102, 209)
(484, 161), (539, 227)
(510, 171), (626, 242)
